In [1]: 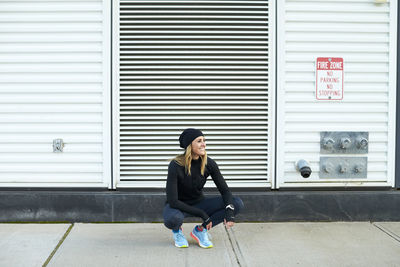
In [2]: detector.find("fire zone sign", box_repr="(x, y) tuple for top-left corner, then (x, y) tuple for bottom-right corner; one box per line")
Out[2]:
(316, 57), (343, 100)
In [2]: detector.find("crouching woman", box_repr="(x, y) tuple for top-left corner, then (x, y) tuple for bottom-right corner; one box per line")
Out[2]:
(163, 128), (244, 248)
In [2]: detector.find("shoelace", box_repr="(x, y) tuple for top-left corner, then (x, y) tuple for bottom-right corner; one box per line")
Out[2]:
(176, 232), (185, 242)
(201, 230), (211, 242)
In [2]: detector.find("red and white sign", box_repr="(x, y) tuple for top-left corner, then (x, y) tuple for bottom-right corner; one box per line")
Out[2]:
(316, 57), (343, 100)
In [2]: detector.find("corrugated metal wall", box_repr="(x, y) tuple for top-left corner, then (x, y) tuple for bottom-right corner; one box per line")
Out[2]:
(115, 0), (274, 188)
(0, 0), (111, 187)
(2, 0), (397, 189)
(276, 0), (397, 187)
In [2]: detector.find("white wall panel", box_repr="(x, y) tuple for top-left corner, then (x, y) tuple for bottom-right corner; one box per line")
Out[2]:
(276, 0), (397, 187)
(0, 0), (111, 187)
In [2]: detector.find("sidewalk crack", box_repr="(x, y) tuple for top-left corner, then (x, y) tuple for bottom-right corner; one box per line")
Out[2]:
(42, 223), (74, 267)
(225, 227), (247, 267)
(372, 223), (400, 243)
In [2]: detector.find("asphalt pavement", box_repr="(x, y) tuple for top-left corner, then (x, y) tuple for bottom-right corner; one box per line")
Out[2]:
(1, 222), (400, 267)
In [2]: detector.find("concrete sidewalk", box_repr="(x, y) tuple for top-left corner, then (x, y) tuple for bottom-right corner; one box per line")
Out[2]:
(1, 222), (400, 267)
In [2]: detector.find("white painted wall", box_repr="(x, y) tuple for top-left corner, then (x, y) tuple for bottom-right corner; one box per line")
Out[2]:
(276, 0), (397, 187)
(0, 0), (111, 187)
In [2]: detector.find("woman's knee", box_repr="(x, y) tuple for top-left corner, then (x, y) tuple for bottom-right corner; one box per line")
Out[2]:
(163, 209), (184, 230)
(232, 197), (244, 214)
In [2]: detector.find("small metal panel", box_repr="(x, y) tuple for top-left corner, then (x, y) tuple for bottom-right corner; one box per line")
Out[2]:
(320, 132), (368, 154)
(53, 139), (64, 153)
(319, 157), (367, 179)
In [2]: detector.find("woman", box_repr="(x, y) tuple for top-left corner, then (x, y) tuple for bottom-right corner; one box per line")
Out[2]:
(163, 128), (244, 248)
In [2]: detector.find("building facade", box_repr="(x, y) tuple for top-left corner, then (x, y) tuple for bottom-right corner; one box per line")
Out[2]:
(0, 0), (399, 222)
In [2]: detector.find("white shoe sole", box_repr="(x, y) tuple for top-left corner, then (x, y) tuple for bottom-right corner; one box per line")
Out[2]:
(190, 232), (213, 248)
(175, 243), (188, 248)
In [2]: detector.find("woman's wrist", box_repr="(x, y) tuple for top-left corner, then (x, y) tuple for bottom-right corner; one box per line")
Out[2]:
(225, 209), (235, 222)
(202, 217), (211, 228)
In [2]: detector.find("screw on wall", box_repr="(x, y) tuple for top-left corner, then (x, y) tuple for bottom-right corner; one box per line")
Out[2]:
(356, 137), (368, 150)
(323, 138), (335, 150)
(324, 162), (334, 173)
(354, 163), (365, 173)
(339, 162), (349, 173)
(340, 137), (351, 149)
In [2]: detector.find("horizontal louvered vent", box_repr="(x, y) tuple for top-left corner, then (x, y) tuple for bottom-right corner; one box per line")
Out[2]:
(118, 0), (271, 188)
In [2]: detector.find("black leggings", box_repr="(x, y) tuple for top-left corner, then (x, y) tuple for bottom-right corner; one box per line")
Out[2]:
(163, 196), (244, 231)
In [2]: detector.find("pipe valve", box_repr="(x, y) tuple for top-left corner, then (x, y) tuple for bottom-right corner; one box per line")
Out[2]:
(296, 159), (312, 178)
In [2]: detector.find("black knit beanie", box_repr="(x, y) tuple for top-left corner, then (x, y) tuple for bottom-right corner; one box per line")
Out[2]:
(179, 128), (204, 149)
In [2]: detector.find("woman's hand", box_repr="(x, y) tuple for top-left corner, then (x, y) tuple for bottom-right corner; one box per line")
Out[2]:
(206, 221), (213, 230)
(224, 219), (234, 229)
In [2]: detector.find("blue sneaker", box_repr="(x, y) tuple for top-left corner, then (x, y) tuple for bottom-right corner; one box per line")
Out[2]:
(190, 226), (213, 248)
(173, 229), (189, 248)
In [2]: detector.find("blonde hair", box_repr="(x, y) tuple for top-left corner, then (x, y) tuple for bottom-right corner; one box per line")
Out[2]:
(172, 144), (207, 176)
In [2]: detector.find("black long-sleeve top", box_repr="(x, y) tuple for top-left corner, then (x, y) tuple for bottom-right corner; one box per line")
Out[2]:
(166, 156), (233, 221)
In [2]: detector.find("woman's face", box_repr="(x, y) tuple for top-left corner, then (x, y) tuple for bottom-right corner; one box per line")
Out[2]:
(191, 136), (206, 158)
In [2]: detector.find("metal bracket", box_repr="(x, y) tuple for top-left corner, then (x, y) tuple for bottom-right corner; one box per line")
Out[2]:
(319, 157), (367, 179)
(320, 132), (368, 154)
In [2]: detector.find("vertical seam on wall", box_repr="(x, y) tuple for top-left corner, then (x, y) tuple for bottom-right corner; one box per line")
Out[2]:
(110, 0), (114, 190)
(396, 1), (400, 189)
(274, 0), (278, 189)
